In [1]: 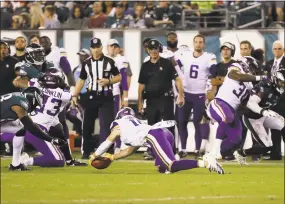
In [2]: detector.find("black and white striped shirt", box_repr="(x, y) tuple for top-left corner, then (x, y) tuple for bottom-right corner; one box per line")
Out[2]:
(79, 54), (120, 92)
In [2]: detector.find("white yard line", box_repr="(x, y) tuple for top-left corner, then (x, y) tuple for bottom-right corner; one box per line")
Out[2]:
(0, 195), (278, 204)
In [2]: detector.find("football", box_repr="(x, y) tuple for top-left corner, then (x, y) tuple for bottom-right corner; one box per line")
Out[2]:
(91, 156), (112, 169)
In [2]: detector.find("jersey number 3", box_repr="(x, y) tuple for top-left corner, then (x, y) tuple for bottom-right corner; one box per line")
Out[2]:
(190, 65), (199, 79)
(233, 82), (247, 99)
(37, 94), (62, 116)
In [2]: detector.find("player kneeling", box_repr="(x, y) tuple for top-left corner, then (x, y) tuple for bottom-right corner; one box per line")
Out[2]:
(19, 68), (76, 167)
(89, 107), (225, 174)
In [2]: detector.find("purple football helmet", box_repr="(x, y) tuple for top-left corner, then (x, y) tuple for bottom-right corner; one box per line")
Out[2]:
(115, 107), (135, 119)
(66, 103), (84, 123)
(236, 56), (259, 74)
(39, 67), (65, 89)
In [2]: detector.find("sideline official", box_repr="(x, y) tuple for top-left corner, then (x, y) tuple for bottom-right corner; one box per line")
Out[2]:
(0, 41), (19, 95)
(73, 37), (121, 159)
(138, 39), (184, 132)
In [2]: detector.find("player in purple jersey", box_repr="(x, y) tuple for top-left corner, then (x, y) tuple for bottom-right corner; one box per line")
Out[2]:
(234, 69), (285, 164)
(206, 56), (269, 159)
(89, 107), (225, 174)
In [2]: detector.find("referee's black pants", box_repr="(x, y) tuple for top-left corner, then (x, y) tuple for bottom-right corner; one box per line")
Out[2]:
(82, 91), (114, 156)
(146, 95), (176, 153)
(270, 97), (285, 159)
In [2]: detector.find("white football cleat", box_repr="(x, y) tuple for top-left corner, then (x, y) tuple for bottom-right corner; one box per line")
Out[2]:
(203, 153), (225, 174)
(174, 153), (180, 160)
(234, 151), (247, 165)
(20, 152), (30, 167)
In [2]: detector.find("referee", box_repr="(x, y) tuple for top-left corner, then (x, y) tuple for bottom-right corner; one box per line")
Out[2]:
(73, 37), (121, 159)
(138, 39), (184, 143)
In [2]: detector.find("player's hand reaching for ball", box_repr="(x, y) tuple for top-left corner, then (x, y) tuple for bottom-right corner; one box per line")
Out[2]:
(102, 153), (114, 161)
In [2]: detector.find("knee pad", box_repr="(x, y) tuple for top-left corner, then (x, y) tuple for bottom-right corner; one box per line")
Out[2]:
(15, 128), (26, 136)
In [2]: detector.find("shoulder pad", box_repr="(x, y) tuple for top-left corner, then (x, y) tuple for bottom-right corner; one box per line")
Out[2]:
(110, 121), (119, 130)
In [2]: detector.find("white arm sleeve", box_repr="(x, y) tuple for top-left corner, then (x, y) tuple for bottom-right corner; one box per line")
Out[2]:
(94, 140), (114, 156)
(246, 94), (263, 114)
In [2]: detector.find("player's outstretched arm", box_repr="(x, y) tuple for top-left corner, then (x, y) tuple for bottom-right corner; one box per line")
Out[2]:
(113, 146), (140, 160)
(90, 126), (120, 159)
(228, 68), (266, 82)
(13, 76), (29, 88)
(11, 105), (65, 145)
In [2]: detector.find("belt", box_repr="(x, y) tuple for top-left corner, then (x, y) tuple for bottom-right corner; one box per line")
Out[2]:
(88, 90), (112, 98)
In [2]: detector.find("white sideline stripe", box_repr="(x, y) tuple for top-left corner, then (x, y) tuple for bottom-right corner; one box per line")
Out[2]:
(116, 159), (284, 166)
(1, 195), (278, 204)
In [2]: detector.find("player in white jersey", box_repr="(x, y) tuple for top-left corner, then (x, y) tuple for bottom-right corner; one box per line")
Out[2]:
(206, 56), (268, 158)
(20, 68), (69, 167)
(89, 107), (225, 174)
(106, 39), (132, 152)
(21, 68), (87, 167)
(176, 35), (215, 157)
(39, 36), (75, 87)
(39, 36), (85, 166)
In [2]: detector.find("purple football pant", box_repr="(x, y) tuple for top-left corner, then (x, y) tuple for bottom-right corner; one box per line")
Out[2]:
(176, 92), (210, 150)
(146, 128), (198, 173)
(208, 98), (242, 153)
(114, 94), (122, 149)
(1, 127), (65, 167)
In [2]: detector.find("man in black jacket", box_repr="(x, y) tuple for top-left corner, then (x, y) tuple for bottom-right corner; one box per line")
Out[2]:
(0, 41), (19, 95)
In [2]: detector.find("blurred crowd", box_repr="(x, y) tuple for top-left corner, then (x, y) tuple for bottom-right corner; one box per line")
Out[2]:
(1, 1), (284, 30)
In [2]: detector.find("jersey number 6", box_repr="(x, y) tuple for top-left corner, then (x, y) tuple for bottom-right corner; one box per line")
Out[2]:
(190, 65), (199, 79)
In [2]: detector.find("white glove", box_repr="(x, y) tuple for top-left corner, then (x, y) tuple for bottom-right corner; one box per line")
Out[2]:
(262, 110), (277, 117)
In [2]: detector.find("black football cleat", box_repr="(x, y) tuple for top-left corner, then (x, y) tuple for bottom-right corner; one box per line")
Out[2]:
(9, 164), (31, 171)
(178, 151), (188, 158)
(66, 159), (87, 166)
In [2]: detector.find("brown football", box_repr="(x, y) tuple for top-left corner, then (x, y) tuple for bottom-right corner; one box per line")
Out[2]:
(91, 156), (112, 169)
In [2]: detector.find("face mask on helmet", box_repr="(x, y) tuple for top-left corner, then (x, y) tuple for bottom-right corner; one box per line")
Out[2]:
(39, 68), (65, 89)
(25, 46), (45, 66)
(237, 56), (259, 74)
(115, 107), (136, 119)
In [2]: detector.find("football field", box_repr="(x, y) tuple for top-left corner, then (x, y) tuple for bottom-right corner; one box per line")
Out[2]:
(1, 153), (284, 204)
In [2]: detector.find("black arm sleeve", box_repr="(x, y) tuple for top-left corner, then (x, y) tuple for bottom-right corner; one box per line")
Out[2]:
(20, 116), (53, 142)
(79, 63), (87, 80)
(110, 59), (120, 76)
(138, 64), (146, 84)
(66, 71), (76, 86)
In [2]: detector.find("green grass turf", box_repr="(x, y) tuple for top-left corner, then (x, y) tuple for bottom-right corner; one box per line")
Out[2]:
(1, 153), (284, 204)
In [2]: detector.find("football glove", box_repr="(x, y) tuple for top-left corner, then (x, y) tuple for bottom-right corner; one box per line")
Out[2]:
(262, 109), (277, 117)
(102, 153), (114, 161)
(51, 138), (67, 146)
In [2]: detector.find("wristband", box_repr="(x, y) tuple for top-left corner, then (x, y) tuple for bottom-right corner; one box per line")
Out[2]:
(70, 86), (75, 95)
(260, 108), (266, 115)
(123, 98), (129, 102)
(255, 76), (261, 81)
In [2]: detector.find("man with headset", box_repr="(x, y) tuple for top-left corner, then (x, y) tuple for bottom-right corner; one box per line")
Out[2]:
(138, 39), (184, 144)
